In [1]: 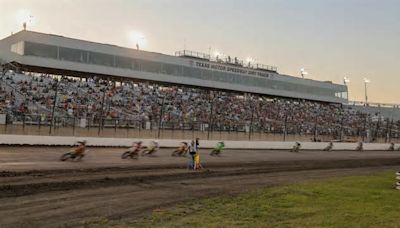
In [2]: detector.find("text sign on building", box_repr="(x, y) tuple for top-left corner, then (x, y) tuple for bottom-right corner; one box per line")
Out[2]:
(191, 61), (272, 78)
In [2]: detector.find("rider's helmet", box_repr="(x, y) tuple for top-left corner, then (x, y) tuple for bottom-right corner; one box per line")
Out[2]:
(137, 141), (143, 145)
(153, 140), (159, 146)
(78, 140), (87, 145)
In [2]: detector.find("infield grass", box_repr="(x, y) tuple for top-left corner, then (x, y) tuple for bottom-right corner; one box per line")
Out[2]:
(88, 170), (400, 227)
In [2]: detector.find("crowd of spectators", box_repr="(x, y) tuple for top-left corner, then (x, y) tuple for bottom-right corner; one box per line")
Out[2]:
(1, 70), (399, 140)
(0, 84), (15, 115)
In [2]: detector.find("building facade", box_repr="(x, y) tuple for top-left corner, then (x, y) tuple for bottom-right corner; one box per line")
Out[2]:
(0, 30), (348, 103)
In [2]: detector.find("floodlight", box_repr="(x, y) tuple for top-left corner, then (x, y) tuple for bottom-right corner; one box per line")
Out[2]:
(128, 31), (146, 48)
(16, 9), (34, 29)
(246, 57), (255, 63)
(214, 51), (221, 57)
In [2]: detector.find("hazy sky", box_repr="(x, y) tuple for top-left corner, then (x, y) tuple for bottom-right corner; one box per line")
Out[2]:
(1, 0), (399, 103)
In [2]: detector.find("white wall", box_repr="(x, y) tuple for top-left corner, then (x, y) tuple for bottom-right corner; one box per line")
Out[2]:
(0, 114), (6, 124)
(0, 134), (397, 151)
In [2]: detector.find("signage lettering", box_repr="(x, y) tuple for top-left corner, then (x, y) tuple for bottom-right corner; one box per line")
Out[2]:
(193, 61), (272, 78)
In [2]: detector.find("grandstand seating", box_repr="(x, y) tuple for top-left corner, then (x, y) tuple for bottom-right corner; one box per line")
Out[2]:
(0, 70), (399, 141)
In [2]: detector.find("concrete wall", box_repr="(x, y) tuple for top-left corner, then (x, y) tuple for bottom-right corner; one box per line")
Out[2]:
(0, 134), (398, 151)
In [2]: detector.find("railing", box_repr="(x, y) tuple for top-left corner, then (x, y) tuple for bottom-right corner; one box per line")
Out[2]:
(255, 63), (278, 72)
(175, 50), (210, 61)
(176, 50), (278, 73)
(348, 101), (400, 109)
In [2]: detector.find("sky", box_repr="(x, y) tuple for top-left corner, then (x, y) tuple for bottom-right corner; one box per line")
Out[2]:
(0, 0), (399, 104)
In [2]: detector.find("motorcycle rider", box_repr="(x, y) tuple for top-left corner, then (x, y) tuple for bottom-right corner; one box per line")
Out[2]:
(323, 142), (333, 151)
(172, 142), (188, 156)
(291, 142), (301, 152)
(389, 142), (395, 151)
(72, 140), (87, 157)
(211, 141), (225, 156)
(142, 141), (159, 156)
(129, 141), (143, 155)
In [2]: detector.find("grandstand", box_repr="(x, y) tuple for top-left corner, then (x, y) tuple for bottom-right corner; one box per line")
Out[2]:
(0, 30), (399, 142)
(0, 30), (347, 103)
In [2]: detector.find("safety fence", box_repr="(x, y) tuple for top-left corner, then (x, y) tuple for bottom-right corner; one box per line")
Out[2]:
(1, 113), (399, 143)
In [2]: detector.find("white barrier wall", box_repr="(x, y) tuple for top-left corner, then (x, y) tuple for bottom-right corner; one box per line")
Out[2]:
(0, 114), (6, 124)
(0, 134), (398, 151)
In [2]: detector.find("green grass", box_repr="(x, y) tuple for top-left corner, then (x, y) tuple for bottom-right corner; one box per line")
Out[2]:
(87, 171), (400, 228)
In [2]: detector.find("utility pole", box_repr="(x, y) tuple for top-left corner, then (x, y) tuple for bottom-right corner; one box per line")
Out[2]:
(207, 92), (214, 140)
(362, 114), (368, 142)
(363, 78), (370, 105)
(388, 119), (393, 142)
(283, 113), (288, 141)
(374, 115), (381, 142)
(98, 88), (107, 136)
(339, 111), (345, 142)
(385, 118), (390, 143)
(157, 95), (166, 138)
(313, 114), (318, 142)
(364, 82), (368, 105)
(49, 78), (59, 135)
(249, 103), (254, 141)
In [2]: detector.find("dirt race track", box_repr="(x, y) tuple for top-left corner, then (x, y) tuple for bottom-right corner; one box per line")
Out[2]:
(1, 146), (400, 227)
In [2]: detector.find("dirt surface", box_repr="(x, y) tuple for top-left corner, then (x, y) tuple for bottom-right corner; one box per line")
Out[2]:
(1, 146), (400, 172)
(1, 146), (400, 227)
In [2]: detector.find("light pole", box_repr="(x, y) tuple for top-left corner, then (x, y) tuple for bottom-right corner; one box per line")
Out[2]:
(136, 37), (144, 50)
(363, 78), (371, 105)
(300, 68), (308, 79)
(128, 31), (145, 50)
(343, 76), (350, 85)
(136, 36), (145, 50)
(207, 91), (215, 140)
(343, 76), (350, 101)
(98, 87), (107, 136)
(17, 10), (34, 31)
(213, 51), (223, 62)
(157, 95), (166, 139)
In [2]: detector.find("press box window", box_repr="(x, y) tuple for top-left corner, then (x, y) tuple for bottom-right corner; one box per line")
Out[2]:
(10, 41), (25, 55)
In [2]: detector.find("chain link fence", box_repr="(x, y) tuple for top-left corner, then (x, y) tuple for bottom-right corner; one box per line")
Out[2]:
(1, 113), (399, 143)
